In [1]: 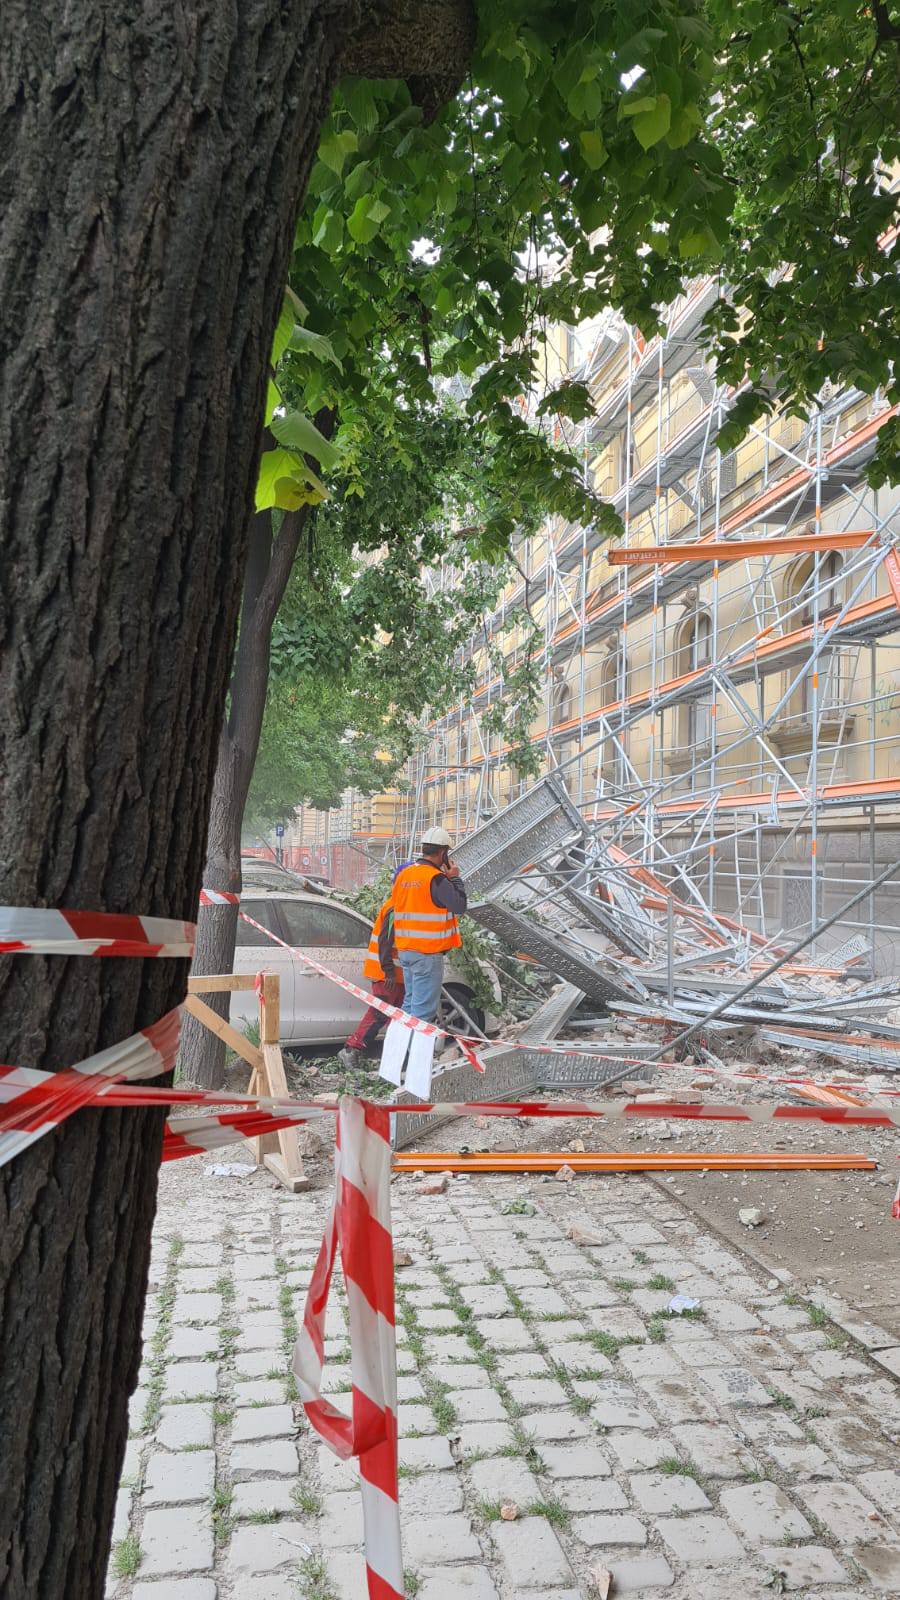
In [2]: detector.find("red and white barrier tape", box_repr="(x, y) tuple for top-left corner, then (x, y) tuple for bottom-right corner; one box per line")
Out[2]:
(237, 909), (900, 1105)
(0, 905), (195, 958)
(199, 888), (240, 906)
(0, 1007), (182, 1168)
(293, 1098), (402, 1600)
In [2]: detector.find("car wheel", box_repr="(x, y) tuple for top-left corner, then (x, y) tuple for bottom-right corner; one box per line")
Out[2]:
(440, 983), (486, 1035)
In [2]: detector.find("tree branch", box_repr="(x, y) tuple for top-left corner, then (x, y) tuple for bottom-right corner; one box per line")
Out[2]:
(341, 0), (476, 119)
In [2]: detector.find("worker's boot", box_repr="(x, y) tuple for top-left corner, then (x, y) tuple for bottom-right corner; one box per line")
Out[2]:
(337, 1046), (363, 1072)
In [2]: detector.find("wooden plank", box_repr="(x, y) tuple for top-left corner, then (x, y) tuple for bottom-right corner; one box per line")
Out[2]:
(188, 973), (260, 995)
(182, 994), (263, 1072)
(261, 972), (281, 1045)
(260, 1041), (307, 1185)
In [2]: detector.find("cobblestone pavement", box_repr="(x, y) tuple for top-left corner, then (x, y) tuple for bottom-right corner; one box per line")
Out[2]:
(109, 1162), (900, 1600)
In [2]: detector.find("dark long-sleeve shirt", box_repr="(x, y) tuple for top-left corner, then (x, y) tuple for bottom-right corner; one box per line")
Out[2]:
(428, 862), (468, 917)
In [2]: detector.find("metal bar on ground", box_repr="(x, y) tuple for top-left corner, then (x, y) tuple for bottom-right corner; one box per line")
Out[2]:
(393, 1152), (876, 1173)
(607, 532), (874, 565)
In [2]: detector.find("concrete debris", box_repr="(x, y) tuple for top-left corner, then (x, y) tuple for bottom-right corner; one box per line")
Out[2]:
(499, 1502), (519, 1521)
(567, 1224), (608, 1245)
(556, 1164), (576, 1181)
(739, 1207), (766, 1228)
(416, 1178), (448, 1196)
(589, 1563), (613, 1598)
(393, 1247), (414, 1268)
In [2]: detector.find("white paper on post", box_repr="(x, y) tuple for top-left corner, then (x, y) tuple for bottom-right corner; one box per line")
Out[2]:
(379, 1018), (411, 1085)
(404, 1030), (436, 1101)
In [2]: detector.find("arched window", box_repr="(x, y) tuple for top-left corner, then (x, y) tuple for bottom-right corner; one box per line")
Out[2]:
(782, 552), (846, 714)
(675, 610), (713, 747)
(600, 651), (626, 787)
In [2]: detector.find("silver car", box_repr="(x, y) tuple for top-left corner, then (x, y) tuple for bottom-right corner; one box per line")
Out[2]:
(229, 866), (500, 1045)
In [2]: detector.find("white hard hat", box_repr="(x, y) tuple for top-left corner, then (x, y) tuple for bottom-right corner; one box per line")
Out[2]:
(421, 826), (453, 848)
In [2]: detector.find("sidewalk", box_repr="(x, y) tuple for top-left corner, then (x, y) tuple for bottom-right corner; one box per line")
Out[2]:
(109, 1157), (900, 1599)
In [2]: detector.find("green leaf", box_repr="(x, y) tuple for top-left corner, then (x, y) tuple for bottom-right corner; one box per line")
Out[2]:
(256, 449), (328, 512)
(319, 129), (358, 176)
(264, 377), (281, 426)
(269, 410), (340, 468)
(312, 205), (344, 253)
(619, 94), (657, 119)
(632, 95), (672, 150)
(271, 298), (295, 369)
(347, 193), (390, 244)
(578, 130), (608, 170)
(288, 325), (344, 370)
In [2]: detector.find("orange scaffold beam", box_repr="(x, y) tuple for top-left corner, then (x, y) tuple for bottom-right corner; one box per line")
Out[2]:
(606, 531), (875, 566)
(393, 1152), (875, 1174)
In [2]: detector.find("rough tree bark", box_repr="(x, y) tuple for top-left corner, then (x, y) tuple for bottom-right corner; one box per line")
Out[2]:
(178, 504), (311, 1090)
(0, 3), (474, 1594)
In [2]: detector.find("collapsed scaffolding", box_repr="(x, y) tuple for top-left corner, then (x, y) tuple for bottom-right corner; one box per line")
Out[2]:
(381, 278), (900, 1136)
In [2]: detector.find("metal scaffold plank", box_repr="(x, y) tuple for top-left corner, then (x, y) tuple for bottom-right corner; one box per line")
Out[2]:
(468, 899), (633, 1007)
(452, 772), (585, 896)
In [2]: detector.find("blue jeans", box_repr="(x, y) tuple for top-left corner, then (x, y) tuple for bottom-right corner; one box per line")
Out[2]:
(398, 951), (444, 1024)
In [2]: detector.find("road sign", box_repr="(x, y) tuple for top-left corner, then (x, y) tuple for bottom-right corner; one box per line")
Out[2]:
(275, 823), (285, 838)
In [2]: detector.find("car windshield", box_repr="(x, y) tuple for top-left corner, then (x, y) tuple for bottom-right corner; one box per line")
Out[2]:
(277, 901), (367, 949)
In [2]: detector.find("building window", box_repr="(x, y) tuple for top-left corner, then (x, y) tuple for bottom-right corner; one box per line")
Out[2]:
(676, 610), (713, 748)
(783, 552), (846, 715)
(600, 651), (626, 787)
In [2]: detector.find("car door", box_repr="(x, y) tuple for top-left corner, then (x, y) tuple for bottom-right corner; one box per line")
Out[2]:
(229, 898), (296, 1039)
(276, 900), (371, 1042)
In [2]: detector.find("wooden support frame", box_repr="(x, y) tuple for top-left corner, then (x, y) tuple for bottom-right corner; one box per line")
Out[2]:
(185, 971), (310, 1193)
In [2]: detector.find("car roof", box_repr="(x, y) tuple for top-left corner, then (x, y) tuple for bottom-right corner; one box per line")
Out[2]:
(239, 886), (368, 918)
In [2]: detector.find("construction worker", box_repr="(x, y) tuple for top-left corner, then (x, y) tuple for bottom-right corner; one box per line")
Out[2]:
(337, 890), (405, 1071)
(392, 827), (467, 1023)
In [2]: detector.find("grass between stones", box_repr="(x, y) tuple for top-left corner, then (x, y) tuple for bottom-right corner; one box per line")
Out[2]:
(292, 1481), (323, 1516)
(275, 1254), (300, 1403)
(111, 1532), (142, 1579)
(658, 1455), (703, 1480)
(297, 1552), (338, 1600)
(138, 1233), (184, 1435)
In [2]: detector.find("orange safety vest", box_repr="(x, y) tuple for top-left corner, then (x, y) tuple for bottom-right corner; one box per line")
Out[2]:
(363, 898), (396, 982)
(392, 862), (461, 954)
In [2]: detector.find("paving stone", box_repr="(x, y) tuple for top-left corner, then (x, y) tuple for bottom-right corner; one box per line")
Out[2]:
(234, 1351), (278, 1380)
(719, 1481), (813, 1543)
(656, 1513), (744, 1563)
(637, 1374), (715, 1424)
(417, 1306), (460, 1329)
(227, 1520), (314, 1575)
(230, 1439), (298, 1479)
(424, 1335), (475, 1363)
(506, 1378), (569, 1410)
(522, 1287), (571, 1318)
(522, 1410), (590, 1444)
(399, 1402), (437, 1435)
(133, 1583), (218, 1600)
(697, 1366), (774, 1407)
(858, 1468), (900, 1516)
(617, 1344), (681, 1378)
(447, 1388), (507, 1423)
(169, 1326), (220, 1361)
(235, 1324), (282, 1354)
(229, 1581), (296, 1600)
(807, 1415), (891, 1471)
(590, 1392), (655, 1430)
(162, 1362), (217, 1403)
(599, 1554), (674, 1592)
(404, 1515), (481, 1564)
(551, 1343), (610, 1375)
(630, 1470), (711, 1513)
(320, 1490), (365, 1548)
(491, 1516), (574, 1588)
(459, 1284), (512, 1317)
(556, 1477), (627, 1514)
(232, 1478), (298, 1517)
(171, 1294), (222, 1326)
(585, 1307), (646, 1341)
(419, 1568), (500, 1599)
(400, 1472), (465, 1517)
(807, 1348), (872, 1380)
(233, 1256), (276, 1280)
(609, 1433), (679, 1471)
(797, 1480), (882, 1543)
(142, 1449), (215, 1506)
(399, 1436), (455, 1472)
(535, 1319), (586, 1345)
(231, 1404), (295, 1444)
(456, 1420), (516, 1456)
(439, 1361), (491, 1391)
(178, 1268), (222, 1293)
(852, 1544), (900, 1588)
(470, 1457), (543, 1507)
(871, 1346), (900, 1379)
(475, 1317), (534, 1351)
(670, 1422), (756, 1479)
(757, 1545), (851, 1588)
(155, 1405), (214, 1451)
(703, 1300), (762, 1333)
(140, 1508), (214, 1576)
(571, 1514), (647, 1547)
(540, 1442), (611, 1479)
(505, 1269), (552, 1289)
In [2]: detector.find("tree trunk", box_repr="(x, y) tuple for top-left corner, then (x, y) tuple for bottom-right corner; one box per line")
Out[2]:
(179, 505), (310, 1089)
(0, 10), (349, 1596)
